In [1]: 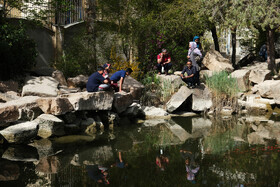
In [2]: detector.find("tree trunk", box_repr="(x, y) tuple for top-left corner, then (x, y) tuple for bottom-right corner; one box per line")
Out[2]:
(266, 27), (277, 74)
(231, 28), (237, 68)
(211, 25), (220, 52)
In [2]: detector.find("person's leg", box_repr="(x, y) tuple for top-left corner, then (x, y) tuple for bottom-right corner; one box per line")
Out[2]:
(195, 71), (200, 86)
(164, 63), (172, 75)
(98, 84), (110, 91)
(156, 63), (162, 74)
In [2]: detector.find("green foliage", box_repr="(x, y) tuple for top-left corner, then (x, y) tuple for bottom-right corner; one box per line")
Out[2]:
(0, 22), (37, 80)
(53, 30), (96, 78)
(205, 71), (239, 97)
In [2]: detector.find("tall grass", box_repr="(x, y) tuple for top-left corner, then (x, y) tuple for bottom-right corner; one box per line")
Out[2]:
(205, 71), (239, 114)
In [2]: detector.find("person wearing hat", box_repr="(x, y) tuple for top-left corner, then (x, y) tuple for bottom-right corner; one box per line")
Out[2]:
(157, 49), (172, 75)
(102, 63), (111, 78)
(110, 68), (133, 92)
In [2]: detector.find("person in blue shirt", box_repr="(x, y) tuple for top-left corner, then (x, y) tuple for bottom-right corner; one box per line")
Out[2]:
(110, 68), (133, 92)
(86, 66), (110, 92)
(180, 61), (197, 88)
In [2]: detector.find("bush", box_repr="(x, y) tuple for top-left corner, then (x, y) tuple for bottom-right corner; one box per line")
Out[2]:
(140, 72), (161, 106)
(0, 22), (37, 80)
(205, 71), (239, 113)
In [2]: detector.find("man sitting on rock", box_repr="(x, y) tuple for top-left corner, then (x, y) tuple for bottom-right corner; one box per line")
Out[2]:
(156, 49), (172, 75)
(86, 66), (110, 92)
(110, 68), (133, 92)
(180, 61), (197, 89)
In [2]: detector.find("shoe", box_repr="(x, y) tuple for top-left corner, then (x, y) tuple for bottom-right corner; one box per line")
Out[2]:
(165, 72), (168, 76)
(158, 72), (161, 75)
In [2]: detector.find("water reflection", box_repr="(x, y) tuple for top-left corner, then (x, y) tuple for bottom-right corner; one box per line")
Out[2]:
(0, 116), (280, 186)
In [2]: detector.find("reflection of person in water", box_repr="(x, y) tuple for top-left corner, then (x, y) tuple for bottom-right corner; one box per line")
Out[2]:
(156, 148), (169, 171)
(111, 151), (128, 168)
(180, 150), (200, 183)
(86, 165), (109, 184)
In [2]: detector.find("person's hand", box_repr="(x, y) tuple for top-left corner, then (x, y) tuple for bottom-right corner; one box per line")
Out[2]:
(187, 56), (190, 59)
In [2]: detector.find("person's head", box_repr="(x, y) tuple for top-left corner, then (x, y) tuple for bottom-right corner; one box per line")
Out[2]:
(185, 159), (189, 165)
(103, 63), (111, 70)
(189, 42), (197, 50)
(193, 36), (200, 43)
(162, 48), (167, 56)
(97, 66), (104, 74)
(187, 61), (192, 68)
(126, 68), (133, 76)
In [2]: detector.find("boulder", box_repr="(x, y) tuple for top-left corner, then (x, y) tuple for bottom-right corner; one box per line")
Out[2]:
(200, 70), (213, 81)
(37, 97), (74, 115)
(173, 71), (182, 76)
(252, 80), (280, 99)
(0, 80), (18, 93)
(2, 145), (39, 162)
(122, 76), (145, 100)
(0, 96), (41, 123)
(0, 121), (39, 143)
(52, 70), (67, 86)
(22, 76), (59, 97)
(230, 69), (251, 91)
(142, 119), (167, 127)
(37, 114), (65, 139)
(58, 86), (80, 95)
(62, 91), (114, 111)
(242, 62), (271, 84)
(113, 92), (133, 114)
(220, 107), (233, 116)
(192, 85), (212, 111)
(30, 139), (55, 158)
(36, 156), (60, 174)
(0, 91), (20, 103)
(166, 86), (192, 113)
(67, 75), (88, 89)
(202, 50), (234, 72)
(123, 103), (145, 118)
(143, 106), (169, 119)
(247, 132), (265, 145)
(238, 94), (270, 115)
(156, 74), (185, 90)
(165, 123), (191, 142)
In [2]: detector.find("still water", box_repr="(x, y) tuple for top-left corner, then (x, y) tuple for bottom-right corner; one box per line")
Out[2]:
(0, 116), (280, 187)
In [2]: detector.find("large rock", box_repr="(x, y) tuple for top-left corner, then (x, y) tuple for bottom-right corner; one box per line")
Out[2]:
(37, 97), (74, 115)
(143, 106), (169, 119)
(2, 145), (39, 162)
(0, 96), (41, 123)
(202, 50), (234, 72)
(122, 76), (145, 100)
(36, 156), (60, 174)
(200, 70), (213, 81)
(0, 91), (20, 103)
(0, 80), (18, 93)
(113, 92), (133, 113)
(22, 76), (59, 97)
(52, 70), (67, 86)
(252, 80), (280, 99)
(238, 94), (271, 115)
(0, 121), (39, 143)
(166, 86), (192, 113)
(242, 62), (271, 84)
(67, 75), (88, 89)
(123, 103), (145, 118)
(192, 85), (213, 111)
(62, 91), (114, 111)
(156, 74), (185, 90)
(30, 139), (55, 158)
(37, 114), (65, 139)
(230, 69), (251, 91)
(165, 123), (191, 142)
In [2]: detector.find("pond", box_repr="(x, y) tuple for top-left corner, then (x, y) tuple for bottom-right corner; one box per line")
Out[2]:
(0, 116), (280, 187)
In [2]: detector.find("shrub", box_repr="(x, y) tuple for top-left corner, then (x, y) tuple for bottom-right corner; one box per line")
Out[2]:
(0, 22), (37, 80)
(140, 72), (161, 106)
(205, 71), (239, 113)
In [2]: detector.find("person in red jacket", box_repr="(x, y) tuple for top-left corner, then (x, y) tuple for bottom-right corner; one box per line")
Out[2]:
(156, 49), (172, 75)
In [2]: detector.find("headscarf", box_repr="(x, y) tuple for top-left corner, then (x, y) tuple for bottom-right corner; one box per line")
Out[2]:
(193, 36), (200, 42)
(189, 42), (197, 51)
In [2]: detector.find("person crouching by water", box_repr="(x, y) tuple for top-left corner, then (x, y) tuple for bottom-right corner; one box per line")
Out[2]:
(181, 61), (197, 89)
(110, 68), (133, 92)
(86, 66), (110, 92)
(157, 48), (172, 75)
(156, 148), (169, 171)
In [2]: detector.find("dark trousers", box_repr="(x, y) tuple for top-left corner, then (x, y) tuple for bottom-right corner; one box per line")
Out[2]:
(156, 63), (172, 73)
(181, 77), (195, 86)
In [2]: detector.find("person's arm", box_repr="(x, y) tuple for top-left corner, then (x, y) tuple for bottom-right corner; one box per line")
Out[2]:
(118, 152), (123, 162)
(181, 68), (186, 78)
(194, 48), (202, 57)
(165, 56), (171, 64)
(119, 77), (124, 92)
(157, 54), (162, 64)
